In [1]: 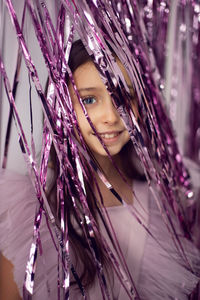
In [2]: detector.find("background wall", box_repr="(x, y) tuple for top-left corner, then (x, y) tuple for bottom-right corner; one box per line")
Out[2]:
(0, 1), (57, 174)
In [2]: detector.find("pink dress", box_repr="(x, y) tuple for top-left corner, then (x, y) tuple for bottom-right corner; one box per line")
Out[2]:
(0, 169), (199, 299)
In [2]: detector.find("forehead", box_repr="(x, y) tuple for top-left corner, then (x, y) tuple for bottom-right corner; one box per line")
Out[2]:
(70, 59), (133, 93)
(72, 61), (104, 90)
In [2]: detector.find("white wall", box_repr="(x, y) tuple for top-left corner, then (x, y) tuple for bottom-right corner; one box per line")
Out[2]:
(0, 1), (57, 174)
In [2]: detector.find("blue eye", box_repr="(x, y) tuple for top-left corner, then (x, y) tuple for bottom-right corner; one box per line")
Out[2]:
(82, 97), (96, 105)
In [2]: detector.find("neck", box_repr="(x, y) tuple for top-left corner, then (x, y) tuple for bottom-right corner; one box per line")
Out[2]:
(91, 151), (133, 207)
(93, 152), (122, 179)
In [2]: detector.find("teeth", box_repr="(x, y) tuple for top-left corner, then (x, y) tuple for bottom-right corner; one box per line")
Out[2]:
(100, 132), (119, 139)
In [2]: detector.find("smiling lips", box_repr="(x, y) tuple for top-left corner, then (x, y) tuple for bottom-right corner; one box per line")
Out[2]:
(93, 130), (123, 144)
(99, 132), (121, 139)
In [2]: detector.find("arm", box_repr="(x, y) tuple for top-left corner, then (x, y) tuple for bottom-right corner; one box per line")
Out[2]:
(0, 252), (22, 300)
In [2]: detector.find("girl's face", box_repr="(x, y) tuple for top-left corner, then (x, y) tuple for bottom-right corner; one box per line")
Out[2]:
(69, 60), (134, 158)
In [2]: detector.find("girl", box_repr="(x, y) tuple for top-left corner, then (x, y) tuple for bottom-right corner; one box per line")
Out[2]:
(0, 40), (200, 300)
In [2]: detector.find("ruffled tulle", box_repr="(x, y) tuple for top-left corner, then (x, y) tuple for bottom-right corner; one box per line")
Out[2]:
(0, 169), (58, 299)
(105, 180), (200, 299)
(0, 169), (199, 299)
(137, 194), (200, 300)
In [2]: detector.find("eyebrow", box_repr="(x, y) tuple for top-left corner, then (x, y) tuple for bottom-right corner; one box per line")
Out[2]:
(78, 85), (134, 92)
(78, 87), (100, 93)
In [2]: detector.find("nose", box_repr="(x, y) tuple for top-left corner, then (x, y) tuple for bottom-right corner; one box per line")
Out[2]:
(101, 95), (119, 125)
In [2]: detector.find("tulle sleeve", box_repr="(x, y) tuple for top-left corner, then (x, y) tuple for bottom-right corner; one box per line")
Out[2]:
(0, 169), (58, 299)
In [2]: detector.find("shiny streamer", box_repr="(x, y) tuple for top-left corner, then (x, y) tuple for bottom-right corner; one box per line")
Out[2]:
(0, 53), (44, 298)
(1, 0), (200, 299)
(165, 0), (200, 165)
(25, 2), (141, 296)
(2, 3), (112, 298)
(1, 2), (26, 168)
(63, 0), (196, 266)
(0, 1), (188, 298)
(1, 4), (75, 298)
(0, 4), (180, 300)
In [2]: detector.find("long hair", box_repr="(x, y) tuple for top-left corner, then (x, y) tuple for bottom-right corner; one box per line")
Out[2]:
(48, 39), (145, 289)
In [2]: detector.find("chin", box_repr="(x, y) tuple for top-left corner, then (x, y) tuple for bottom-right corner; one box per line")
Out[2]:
(93, 145), (124, 157)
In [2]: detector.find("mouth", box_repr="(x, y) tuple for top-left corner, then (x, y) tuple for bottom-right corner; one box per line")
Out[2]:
(93, 131), (124, 145)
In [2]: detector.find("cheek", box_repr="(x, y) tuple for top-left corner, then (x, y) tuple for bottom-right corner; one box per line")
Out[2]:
(74, 105), (92, 137)
(74, 103), (84, 124)
(74, 102), (98, 130)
